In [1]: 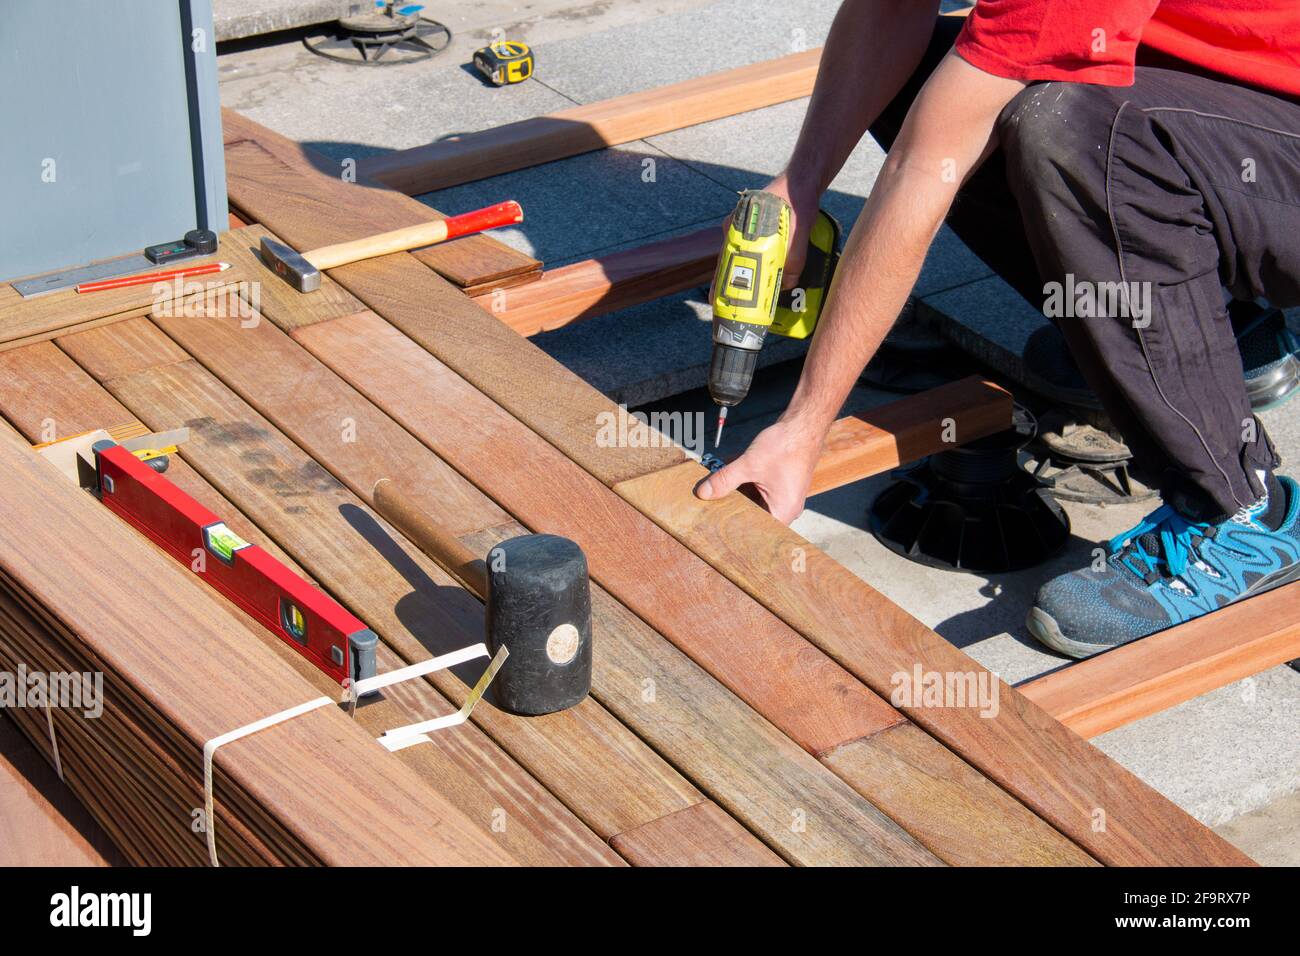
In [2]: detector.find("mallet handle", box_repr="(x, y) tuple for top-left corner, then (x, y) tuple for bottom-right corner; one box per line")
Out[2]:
(372, 479), (489, 600)
(304, 200), (523, 272)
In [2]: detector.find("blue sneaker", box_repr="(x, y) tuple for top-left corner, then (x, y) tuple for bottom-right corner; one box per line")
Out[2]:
(1027, 476), (1300, 658)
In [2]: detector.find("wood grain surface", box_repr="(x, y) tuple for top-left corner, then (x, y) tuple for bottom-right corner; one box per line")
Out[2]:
(0, 421), (514, 866)
(0, 715), (126, 866)
(222, 112), (540, 290)
(609, 802), (786, 867)
(473, 224), (721, 335)
(357, 50), (822, 195)
(0, 342), (621, 866)
(221, 137), (684, 485)
(149, 303), (943, 865)
(613, 460), (1255, 866)
(809, 377), (1014, 495)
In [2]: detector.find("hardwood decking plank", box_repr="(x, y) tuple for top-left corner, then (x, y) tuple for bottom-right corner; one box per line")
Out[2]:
(291, 310), (1096, 866)
(59, 318), (700, 844)
(609, 802), (786, 867)
(154, 301), (944, 866)
(612, 460), (1255, 866)
(357, 51), (823, 195)
(476, 225), (720, 335)
(221, 139), (683, 485)
(809, 378), (1014, 495)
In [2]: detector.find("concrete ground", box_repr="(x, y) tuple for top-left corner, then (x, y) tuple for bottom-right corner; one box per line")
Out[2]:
(217, 0), (1299, 863)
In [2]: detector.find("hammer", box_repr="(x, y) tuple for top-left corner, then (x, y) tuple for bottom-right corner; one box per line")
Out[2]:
(372, 478), (592, 716)
(259, 200), (523, 292)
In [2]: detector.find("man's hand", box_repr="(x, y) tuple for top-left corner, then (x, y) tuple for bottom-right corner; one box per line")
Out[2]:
(695, 417), (823, 524)
(763, 173), (821, 290)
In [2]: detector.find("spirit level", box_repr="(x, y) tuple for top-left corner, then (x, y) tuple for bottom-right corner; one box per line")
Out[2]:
(92, 441), (377, 686)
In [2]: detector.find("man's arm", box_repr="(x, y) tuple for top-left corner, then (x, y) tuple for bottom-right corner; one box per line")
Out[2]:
(697, 52), (1026, 522)
(768, 0), (941, 282)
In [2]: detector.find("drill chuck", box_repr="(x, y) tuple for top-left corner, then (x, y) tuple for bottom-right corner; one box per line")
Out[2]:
(708, 342), (759, 407)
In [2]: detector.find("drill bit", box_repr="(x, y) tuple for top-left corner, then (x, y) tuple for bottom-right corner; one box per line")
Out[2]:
(714, 405), (728, 449)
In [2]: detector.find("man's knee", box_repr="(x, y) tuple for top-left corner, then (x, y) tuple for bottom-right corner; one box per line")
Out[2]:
(997, 81), (1123, 183)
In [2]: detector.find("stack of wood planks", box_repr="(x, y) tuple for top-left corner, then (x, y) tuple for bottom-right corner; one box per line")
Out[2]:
(0, 68), (1279, 865)
(0, 423), (511, 866)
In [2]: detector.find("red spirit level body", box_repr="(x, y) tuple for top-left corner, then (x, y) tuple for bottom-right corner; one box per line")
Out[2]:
(93, 441), (377, 686)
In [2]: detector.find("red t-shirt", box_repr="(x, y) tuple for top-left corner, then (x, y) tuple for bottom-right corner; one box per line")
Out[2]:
(954, 0), (1300, 98)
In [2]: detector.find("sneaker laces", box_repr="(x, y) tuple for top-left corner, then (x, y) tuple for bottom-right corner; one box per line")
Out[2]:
(1108, 504), (1211, 583)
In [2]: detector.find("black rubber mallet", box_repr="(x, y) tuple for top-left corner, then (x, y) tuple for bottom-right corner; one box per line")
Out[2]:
(372, 479), (592, 716)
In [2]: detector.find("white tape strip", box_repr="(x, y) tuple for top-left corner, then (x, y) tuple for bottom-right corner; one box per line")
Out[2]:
(380, 645), (509, 752)
(353, 643), (490, 696)
(200, 643), (504, 864)
(44, 697), (63, 782)
(202, 696), (332, 868)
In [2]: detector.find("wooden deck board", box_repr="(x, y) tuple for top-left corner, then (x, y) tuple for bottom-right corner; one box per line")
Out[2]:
(357, 50), (822, 196)
(290, 311), (1096, 866)
(150, 302), (946, 866)
(1020, 581), (1300, 738)
(57, 319), (699, 845)
(0, 342), (623, 867)
(613, 460), (1254, 866)
(609, 801), (786, 867)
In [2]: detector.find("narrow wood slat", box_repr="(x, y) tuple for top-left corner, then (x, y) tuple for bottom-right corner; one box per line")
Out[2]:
(1020, 581), (1300, 738)
(0, 342), (623, 867)
(612, 460), (1254, 866)
(222, 136), (683, 485)
(809, 377), (1014, 495)
(292, 311), (1095, 866)
(357, 50), (823, 195)
(58, 318), (702, 846)
(152, 301), (943, 866)
(221, 111), (540, 290)
(0, 422), (514, 866)
(610, 802), (786, 867)
(476, 225), (721, 335)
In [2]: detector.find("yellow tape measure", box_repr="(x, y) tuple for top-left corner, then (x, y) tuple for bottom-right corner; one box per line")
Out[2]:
(473, 40), (534, 86)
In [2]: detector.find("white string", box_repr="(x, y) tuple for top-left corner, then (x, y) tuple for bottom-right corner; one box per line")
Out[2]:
(380, 646), (508, 751)
(202, 696), (331, 867)
(200, 642), (503, 865)
(44, 697), (63, 782)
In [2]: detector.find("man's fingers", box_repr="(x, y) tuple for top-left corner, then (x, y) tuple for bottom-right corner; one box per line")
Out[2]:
(695, 458), (749, 500)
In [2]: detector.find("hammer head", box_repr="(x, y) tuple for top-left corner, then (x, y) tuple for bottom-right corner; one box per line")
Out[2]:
(484, 534), (592, 716)
(259, 236), (320, 293)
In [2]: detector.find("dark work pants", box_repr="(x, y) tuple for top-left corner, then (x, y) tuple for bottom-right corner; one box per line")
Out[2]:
(872, 17), (1300, 519)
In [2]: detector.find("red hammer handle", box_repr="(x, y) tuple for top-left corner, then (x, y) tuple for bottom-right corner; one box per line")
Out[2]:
(442, 200), (524, 240)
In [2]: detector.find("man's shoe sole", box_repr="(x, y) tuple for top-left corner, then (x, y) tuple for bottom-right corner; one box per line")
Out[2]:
(1025, 606), (1111, 659)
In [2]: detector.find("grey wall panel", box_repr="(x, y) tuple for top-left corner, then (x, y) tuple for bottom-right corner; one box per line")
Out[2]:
(0, 0), (226, 282)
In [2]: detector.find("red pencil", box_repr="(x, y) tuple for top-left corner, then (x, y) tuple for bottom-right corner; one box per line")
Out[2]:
(76, 261), (231, 294)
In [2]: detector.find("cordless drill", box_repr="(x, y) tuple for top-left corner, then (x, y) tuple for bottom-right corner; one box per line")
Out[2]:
(708, 190), (840, 447)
